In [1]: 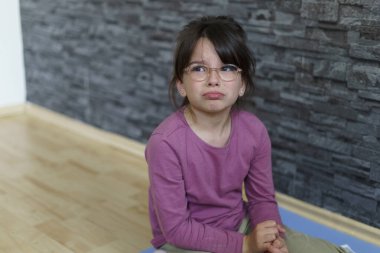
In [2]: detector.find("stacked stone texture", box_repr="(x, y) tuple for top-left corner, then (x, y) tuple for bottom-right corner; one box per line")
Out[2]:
(20, 0), (380, 228)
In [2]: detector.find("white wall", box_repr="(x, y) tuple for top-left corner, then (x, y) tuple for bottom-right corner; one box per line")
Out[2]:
(0, 0), (26, 107)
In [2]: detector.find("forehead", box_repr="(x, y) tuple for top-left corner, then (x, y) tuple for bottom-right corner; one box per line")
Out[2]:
(190, 38), (222, 65)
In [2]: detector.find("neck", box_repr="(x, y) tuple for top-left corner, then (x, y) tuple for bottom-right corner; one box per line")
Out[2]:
(183, 105), (232, 148)
(184, 106), (232, 139)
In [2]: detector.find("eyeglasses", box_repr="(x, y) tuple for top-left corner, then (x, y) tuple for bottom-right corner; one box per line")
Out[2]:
(184, 63), (242, 82)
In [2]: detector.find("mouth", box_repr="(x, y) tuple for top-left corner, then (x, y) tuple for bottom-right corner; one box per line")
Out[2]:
(203, 92), (224, 100)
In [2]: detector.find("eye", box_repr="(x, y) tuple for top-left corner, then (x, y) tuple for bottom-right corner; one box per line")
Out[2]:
(221, 64), (238, 72)
(189, 65), (207, 72)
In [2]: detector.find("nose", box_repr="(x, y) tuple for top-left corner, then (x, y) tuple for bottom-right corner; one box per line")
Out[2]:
(208, 68), (220, 86)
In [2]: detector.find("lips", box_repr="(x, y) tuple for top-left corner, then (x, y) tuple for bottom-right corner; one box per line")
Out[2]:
(203, 92), (224, 100)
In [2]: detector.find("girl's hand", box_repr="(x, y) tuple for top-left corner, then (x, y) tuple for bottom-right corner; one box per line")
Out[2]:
(242, 220), (280, 253)
(266, 237), (288, 253)
(276, 224), (286, 237)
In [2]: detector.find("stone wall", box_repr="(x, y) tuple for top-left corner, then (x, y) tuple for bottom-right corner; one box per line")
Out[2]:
(20, 0), (380, 228)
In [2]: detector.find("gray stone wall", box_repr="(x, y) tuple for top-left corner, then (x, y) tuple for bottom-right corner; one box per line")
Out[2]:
(20, 1), (380, 228)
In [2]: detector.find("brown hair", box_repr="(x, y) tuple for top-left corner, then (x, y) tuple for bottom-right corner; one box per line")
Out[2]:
(169, 16), (256, 108)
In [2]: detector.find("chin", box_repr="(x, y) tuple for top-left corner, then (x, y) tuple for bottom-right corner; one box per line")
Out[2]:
(206, 104), (232, 113)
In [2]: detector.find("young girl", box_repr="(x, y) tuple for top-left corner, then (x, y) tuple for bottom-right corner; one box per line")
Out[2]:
(145, 16), (347, 253)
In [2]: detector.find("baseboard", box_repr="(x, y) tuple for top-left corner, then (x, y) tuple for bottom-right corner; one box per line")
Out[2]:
(0, 103), (25, 117)
(3, 102), (379, 247)
(276, 193), (380, 246)
(24, 103), (146, 158)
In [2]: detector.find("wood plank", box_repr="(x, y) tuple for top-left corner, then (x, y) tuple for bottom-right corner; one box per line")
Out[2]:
(0, 113), (151, 252)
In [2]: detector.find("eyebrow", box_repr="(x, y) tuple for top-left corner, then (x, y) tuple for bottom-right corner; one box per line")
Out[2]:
(188, 60), (205, 65)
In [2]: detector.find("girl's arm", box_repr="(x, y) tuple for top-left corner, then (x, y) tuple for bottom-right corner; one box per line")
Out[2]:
(243, 126), (287, 252)
(244, 127), (283, 230)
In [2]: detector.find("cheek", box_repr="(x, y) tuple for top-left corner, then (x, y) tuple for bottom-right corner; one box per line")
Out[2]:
(235, 81), (245, 92)
(180, 76), (196, 88)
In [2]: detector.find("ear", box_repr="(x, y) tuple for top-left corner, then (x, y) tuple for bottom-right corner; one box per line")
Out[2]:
(239, 82), (246, 97)
(176, 79), (187, 97)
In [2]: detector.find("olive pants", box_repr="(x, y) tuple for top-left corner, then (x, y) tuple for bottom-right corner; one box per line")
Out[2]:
(159, 218), (348, 253)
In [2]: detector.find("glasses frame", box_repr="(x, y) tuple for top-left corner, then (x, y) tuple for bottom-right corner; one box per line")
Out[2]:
(184, 64), (242, 82)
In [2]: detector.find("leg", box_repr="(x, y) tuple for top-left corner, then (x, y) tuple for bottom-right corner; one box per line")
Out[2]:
(285, 227), (347, 253)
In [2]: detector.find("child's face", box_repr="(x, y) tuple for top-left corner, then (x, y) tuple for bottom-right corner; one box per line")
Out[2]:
(176, 38), (245, 114)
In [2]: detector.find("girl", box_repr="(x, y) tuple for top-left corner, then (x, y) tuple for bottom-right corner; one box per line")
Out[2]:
(146, 16), (347, 253)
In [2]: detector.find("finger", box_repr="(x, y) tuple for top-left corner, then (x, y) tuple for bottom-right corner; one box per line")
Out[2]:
(262, 227), (280, 235)
(275, 242), (288, 253)
(261, 227), (280, 238)
(272, 239), (282, 248)
(263, 233), (277, 243)
(255, 224), (279, 238)
(255, 220), (277, 230)
(261, 220), (277, 228)
(271, 238), (285, 248)
(267, 244), (282, 253)
(277, 224), (286, 234)
(262, 242), (272, 250)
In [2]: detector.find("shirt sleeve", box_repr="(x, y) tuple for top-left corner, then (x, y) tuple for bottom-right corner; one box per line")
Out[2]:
(244, 126), (283, 229)
(146, 134), (244, 253)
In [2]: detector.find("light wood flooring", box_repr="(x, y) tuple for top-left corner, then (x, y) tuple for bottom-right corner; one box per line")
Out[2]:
(0, 113), (151, 253)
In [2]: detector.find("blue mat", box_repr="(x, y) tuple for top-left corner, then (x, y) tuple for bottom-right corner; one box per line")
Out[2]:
(141, 207), (380, 253)
(140, 248), (155, 253)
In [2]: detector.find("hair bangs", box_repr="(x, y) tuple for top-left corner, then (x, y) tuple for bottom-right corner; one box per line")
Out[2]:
(202, 25), (241, 67)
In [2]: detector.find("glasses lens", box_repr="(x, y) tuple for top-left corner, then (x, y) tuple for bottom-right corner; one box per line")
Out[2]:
(219, 65), (239, 81)
(188, 64), (208, 81)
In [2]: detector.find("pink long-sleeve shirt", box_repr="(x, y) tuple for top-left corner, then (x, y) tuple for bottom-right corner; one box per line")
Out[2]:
(145, 109), (282, 253)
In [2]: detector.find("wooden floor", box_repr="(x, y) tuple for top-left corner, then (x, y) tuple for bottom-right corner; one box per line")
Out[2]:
(0, 113), (151, 253)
